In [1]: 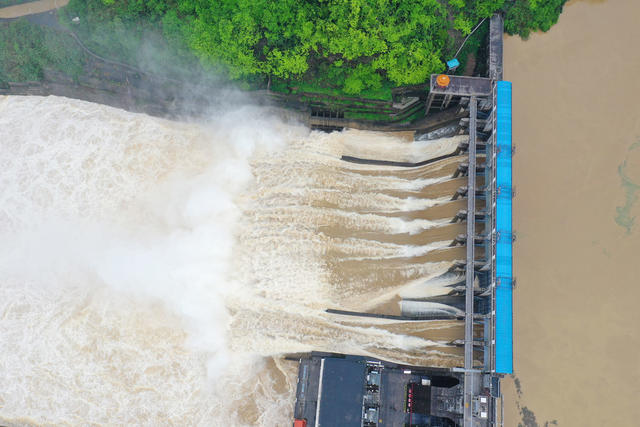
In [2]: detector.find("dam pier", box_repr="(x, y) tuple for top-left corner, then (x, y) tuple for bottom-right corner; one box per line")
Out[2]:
(292, 15), (513, 427)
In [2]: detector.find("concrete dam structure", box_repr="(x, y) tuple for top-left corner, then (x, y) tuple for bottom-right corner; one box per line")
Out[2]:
(0, 12), (513, 427)
(292, 15), (514, 427)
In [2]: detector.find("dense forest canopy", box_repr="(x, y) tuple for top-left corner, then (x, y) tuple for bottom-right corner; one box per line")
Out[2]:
(59, 0), (567, 95)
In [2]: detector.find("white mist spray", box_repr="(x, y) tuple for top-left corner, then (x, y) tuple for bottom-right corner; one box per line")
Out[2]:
(0, 95), (461, 426)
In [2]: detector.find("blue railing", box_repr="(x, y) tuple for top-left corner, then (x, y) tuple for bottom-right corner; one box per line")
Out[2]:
(495, 81), (513, 374)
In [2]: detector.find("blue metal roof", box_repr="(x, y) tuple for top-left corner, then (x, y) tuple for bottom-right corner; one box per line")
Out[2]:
(495, 81), (513, 374)
(319, 358), (365, 426)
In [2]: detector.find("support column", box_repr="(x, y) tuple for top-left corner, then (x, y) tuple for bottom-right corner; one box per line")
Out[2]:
(425, 91), (435, 116)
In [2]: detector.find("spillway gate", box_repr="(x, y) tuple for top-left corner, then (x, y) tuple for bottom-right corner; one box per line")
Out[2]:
(292, 14), (513, 427)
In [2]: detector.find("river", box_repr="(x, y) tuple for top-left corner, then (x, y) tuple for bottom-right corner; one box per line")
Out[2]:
(503, 0), (640, 425)
(2, 1), (638, 424)
(0, 95), (467, 425)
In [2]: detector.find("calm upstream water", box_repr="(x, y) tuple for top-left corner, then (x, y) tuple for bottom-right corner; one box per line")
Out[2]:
(503, 0), (640, 425)
(0, 96), (467, 425)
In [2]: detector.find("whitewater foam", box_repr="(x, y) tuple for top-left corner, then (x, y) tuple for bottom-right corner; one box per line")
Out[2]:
(0, 96), (463, 425)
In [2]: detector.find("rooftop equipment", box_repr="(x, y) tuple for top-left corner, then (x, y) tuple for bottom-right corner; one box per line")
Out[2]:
(436, 74), (451, 88)
(447, 58), (460, 72)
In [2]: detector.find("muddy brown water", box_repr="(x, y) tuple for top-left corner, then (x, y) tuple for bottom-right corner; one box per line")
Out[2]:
(503, 0), (640, 425)
(0, 97), (471, 425)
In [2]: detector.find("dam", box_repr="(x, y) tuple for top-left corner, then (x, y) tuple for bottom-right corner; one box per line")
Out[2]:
(291, 15), (513, 427)
(0, 14), (512, 427)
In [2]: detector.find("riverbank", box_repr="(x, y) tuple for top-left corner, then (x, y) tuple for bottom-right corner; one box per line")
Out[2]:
(1, 1), (570, 129)
(0, 14), (465, 133)
(503, 0), (640, 425)
(0, 11), (253, 119)
(0, 6), (434, 124)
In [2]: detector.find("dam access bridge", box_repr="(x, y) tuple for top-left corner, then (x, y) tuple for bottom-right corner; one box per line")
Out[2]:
(292, 15), (513, 427)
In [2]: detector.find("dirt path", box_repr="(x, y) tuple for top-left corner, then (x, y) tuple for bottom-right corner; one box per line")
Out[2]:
(0, 0), (68, 19)
(503, 0), (640, 425)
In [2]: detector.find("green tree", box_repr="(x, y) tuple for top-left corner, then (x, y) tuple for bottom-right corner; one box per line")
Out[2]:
(55, 0), (567, 96)
(504, 0), (567, 38)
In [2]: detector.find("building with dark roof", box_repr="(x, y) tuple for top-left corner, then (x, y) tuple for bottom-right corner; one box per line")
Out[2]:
(293, 353), (481, 427)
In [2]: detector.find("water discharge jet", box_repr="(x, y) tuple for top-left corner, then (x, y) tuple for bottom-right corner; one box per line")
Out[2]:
(0, 95), (468, 425)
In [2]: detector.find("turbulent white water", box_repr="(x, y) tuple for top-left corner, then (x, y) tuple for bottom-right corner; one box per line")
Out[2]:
(0, 96), (464, 426)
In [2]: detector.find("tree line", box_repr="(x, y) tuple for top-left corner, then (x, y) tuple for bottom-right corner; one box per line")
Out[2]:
(63, 0), (567, 96)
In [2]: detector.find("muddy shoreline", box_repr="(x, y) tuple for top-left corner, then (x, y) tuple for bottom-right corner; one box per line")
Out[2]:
(0, 53), (288, 120)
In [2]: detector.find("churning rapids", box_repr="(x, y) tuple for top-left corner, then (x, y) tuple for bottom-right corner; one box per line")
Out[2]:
(0, 96), (469, 426)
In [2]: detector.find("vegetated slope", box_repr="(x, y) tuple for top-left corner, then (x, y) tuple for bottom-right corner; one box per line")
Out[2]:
(10, 0), (568, 96)
(0, 19), (84, 85)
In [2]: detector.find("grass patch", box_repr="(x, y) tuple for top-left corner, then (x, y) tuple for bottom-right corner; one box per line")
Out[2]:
(344, 111), (391, 121)
(272, 78), (392, 102)
(59, 0), (208, 83)
(0, 19), (84, 85)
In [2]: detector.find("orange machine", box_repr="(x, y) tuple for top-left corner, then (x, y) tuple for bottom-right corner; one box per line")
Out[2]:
(436, 74), (450, 88)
